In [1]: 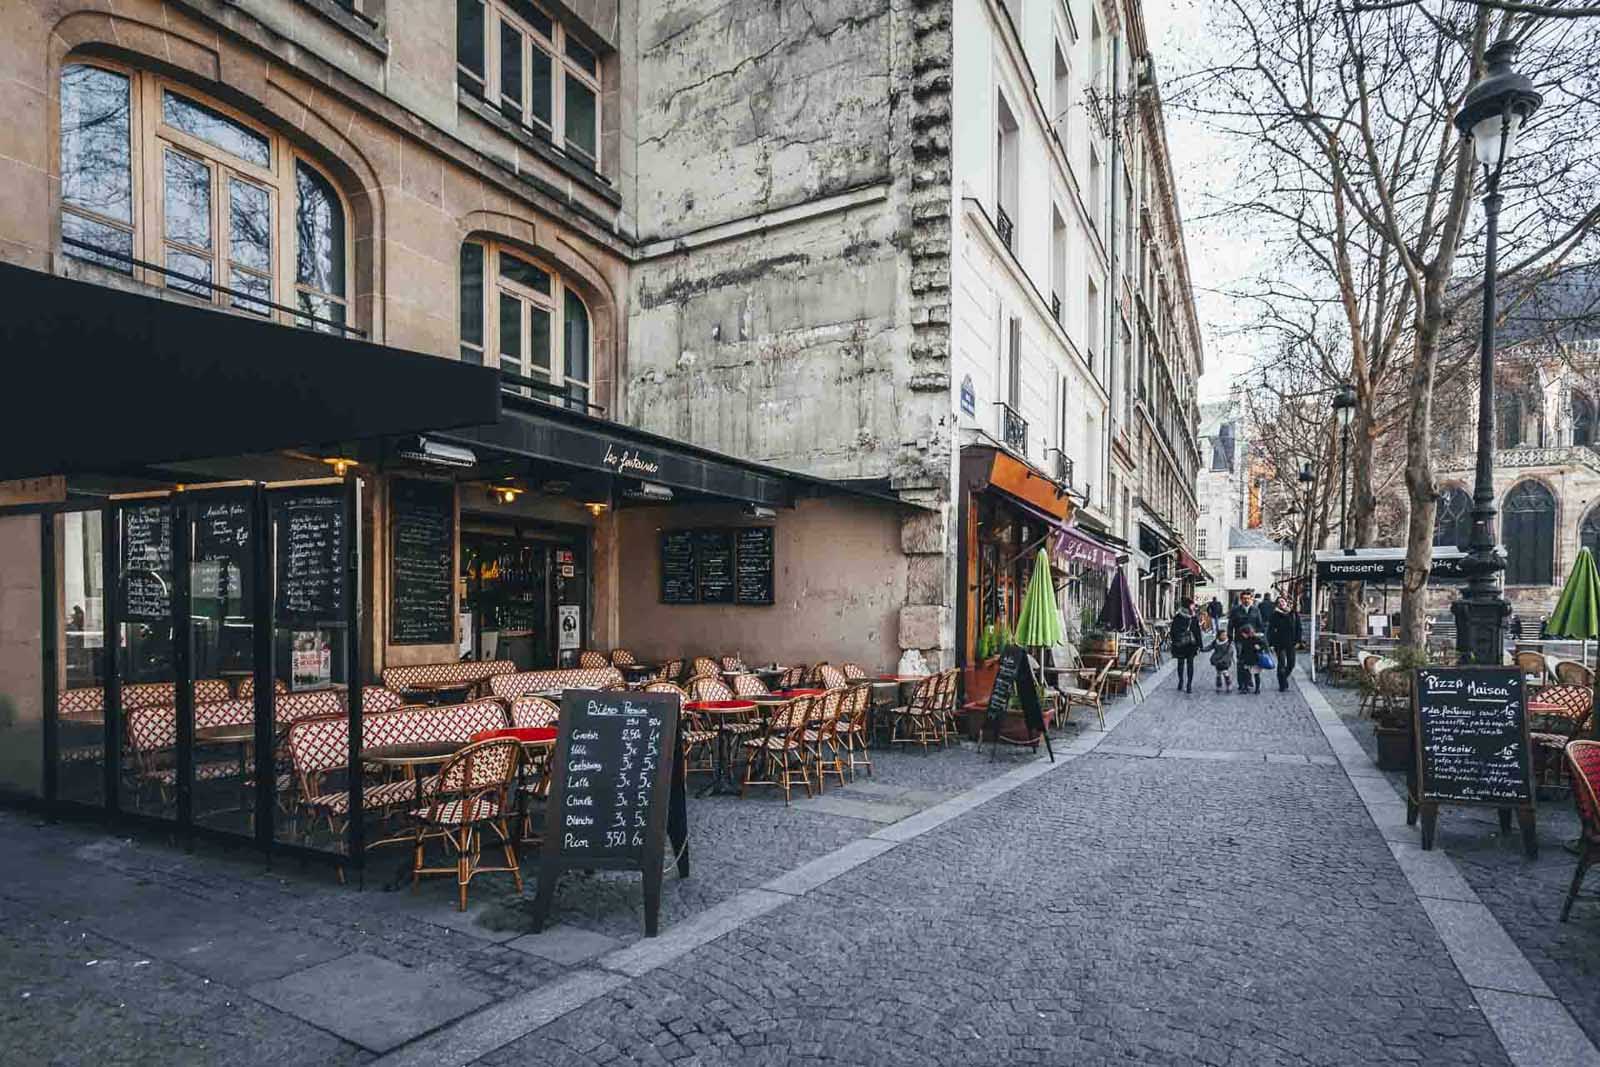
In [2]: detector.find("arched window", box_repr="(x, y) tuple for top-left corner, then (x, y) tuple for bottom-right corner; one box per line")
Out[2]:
(1497, 391), (1526, 449)
(1503, 480), (1555, 585)
(1574, 390), (1596, 446)
(459, 239), (595, 411)
(59, 62), (350, 332)
(1434, 487), (1472, 548)
(1581, 505), (1600, 559)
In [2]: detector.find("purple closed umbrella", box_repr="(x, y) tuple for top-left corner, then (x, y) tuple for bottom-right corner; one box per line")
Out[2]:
(1098, 567), (1143, 633)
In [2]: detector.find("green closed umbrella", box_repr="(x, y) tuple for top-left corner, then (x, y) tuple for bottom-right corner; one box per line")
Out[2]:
(1015, 549), (1065, 649)
(1548, 546), (1600, 668)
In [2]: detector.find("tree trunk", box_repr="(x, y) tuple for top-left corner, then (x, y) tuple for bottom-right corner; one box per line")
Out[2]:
(1400, 317), (1444, 652)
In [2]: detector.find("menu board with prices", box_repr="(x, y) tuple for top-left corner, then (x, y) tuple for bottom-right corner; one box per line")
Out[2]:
(982, 645), (1052, 758)
(390, 478), (455, 645)
(734, 526), (775, 605)
(120, 502), (173, 621)
(1410, 666), (1536, 855)
(694, 529), (735, 604)
(193, 495), (252, 615)
(658, 526), (777, 606)
(533, 689), (689, 937)
(660, 530), (697, 604)
(274, 492), (345, 627)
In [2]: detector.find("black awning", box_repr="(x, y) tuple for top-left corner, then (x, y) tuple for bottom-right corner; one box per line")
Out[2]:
(443, 393), (915, 509)
(1, 263), (501, 480)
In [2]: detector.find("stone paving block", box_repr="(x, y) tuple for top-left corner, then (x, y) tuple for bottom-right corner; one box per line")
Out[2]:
(249, 951), (491, 1053)
(1265, 753), (1310, 765)
(1419, 897), (1552, 996)
(94, 905), (348, 987)
(761, 836), (896, 897)
(506, 925), (622, 965)
(800, 795), (918, 823)
(596, 889), (790, 978)
(1474, 989), (1600, 1067)
(1390, 842), (1483, 904)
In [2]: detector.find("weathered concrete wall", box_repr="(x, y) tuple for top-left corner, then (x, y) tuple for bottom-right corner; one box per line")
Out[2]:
(626, 0), (956, 662)
(613, 498), (908, 670)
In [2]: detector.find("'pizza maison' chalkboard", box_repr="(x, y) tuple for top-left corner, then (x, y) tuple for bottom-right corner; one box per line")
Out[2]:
(390, 478), (455, 645)
(1414, 666), (1533, 806)
(658, 526), (775, 606)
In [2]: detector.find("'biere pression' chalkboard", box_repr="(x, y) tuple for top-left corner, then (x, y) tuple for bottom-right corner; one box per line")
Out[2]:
(1410, 666), (1536, 856)
(390, 478), (455, 644)
(532, 689), (689, 936)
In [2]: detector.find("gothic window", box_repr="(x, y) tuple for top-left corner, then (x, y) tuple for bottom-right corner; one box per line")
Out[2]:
(1498, 391), (1525, 449)
(1433, 487), (1472, 548)
(1574, 390), (1596, 446)
(1581, 505), (1600, 560)
(1502, 480), (1555, 586)
(59, 62), (349, 332)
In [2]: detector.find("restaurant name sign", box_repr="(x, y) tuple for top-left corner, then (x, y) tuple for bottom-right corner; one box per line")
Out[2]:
(1315, 549), (1471, 583)
(1052, 527), (1118, 572)
(602, 444), (661, 477)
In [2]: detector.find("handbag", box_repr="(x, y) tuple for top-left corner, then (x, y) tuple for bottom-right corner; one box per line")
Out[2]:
(1258, 650), (1276, 670)
(1172, 622), (1198, 655)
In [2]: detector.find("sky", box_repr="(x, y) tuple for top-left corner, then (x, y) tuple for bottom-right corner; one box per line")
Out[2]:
(1142, 0), (1265, 401)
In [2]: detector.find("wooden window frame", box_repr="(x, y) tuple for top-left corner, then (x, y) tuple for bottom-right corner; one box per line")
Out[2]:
(60, 60), (352, 332)
(471, 0), (603, 170)
(463, 238), (594, 408)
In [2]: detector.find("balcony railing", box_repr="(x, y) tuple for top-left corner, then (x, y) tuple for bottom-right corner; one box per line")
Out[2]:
(995, 402), (1028, 454)
(1051, 449), (1073, 487)
(500, 367), (607, 417)
(996, 204), (1015, 251)
(1051, 290), (1062, 325)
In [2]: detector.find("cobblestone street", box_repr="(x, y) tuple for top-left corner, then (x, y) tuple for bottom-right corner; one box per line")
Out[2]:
(3, 668), (1587, 1065)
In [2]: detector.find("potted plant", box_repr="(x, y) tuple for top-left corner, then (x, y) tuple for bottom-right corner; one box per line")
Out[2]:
(965, 617), (1006, 706)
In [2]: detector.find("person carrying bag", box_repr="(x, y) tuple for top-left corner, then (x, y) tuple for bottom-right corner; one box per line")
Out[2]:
(1169, 599), (1202, 694)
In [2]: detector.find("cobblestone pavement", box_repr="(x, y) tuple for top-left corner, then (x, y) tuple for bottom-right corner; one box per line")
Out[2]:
(1325, 680), (1600, 1049)
(481, 677), (1509, 1066)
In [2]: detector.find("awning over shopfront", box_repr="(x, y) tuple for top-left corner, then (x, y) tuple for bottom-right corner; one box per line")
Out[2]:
(443, 392), (917, 510)
(0, 263), (502, 482)
(1052, 525), (1120, 572)
(1176, 546), (1210, 582)
(1313, 547), (1471, 582)
(959, 445), (1073, 526)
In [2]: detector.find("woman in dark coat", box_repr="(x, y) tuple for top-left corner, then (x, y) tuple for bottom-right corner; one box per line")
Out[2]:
(1169, 598), (1203, 694)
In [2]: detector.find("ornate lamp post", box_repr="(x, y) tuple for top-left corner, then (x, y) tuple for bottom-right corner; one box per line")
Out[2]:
(1332, 384), (1358, 634)
(1451, 41), (1543, 667)
(1298, 461), (1316, 579)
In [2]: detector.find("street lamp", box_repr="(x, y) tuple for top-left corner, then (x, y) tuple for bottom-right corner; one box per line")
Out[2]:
(1451, 40), (1542, 667)
(1298, 461), (1316, 578)
(1331, 384), (1358, 636)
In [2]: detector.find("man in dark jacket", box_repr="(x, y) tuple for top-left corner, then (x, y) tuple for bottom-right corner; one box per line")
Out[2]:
(1207, 596), (1223, 625)
(1266, 596), (1300, 691)
(1227, 591), (1264, 640)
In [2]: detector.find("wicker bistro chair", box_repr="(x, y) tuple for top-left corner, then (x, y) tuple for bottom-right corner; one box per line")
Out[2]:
(647, 681), (713, 775)
(742, 697), (814, 804)
(840, 663), (868, 682)
(1556, 660), (1595, 688)
(892, 674), (945, 751)
(578, 650), (611, 669)
(731, 672), (772, 698)
(801, 688), (849, 792)
(686, 676), (761, 755)
(1374, 666), (1412, 723)
(509, 696), (560, 729)
(1516, 650), (1551, 685)
(690, 657), (720, 679)
(1060, 662), (1112, 731)
(720, 655), (747, 672)
(806, 663), (850, 690)
(777, 666), (806, 689)
(835, 682), (873, 779)
(610, 649), (637, 667)
(1531, 685), (1596, 789)
(1105, 646), (1147, 702)
(409, 737), (523, 911)
(656, 659), (685, 684)
(1562, 740), (1600, 920)
(1357, 656), (1385, 719)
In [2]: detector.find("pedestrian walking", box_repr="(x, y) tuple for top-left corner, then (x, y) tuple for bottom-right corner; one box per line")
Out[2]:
(1207, 595), (1223, 625)
(1227, 590), (1264, 640)
(1234, 624), (1264, 694)
(1267, 595), (1300, 692)
(1169, 598), (1203, 694)
(1208, 628), (1235, 691)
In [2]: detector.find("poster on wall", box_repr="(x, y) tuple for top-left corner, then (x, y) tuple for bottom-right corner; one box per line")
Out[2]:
(558, 604), (581, 650)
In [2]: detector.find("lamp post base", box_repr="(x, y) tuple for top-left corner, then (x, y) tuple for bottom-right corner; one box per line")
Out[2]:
(1452, 591), (1509, 666)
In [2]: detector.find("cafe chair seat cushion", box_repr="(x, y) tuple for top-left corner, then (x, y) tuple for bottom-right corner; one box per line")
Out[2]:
(412, 797), (502, 825)
(143, 760), (242, 787)
(308, 776), (435, 816)
(682, 729), (717, 745)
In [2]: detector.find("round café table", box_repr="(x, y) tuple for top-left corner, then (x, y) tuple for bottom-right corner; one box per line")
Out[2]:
(195, 722), (259, 825)
(365, 739), (466, 888)
(399, 679), (474, 707)
(686, 700), (756, 798)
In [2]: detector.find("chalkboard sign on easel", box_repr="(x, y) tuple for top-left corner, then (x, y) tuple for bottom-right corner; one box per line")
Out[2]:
(532, 689), (690, 937)
(1408, 666), (1536, 857)
(983, 645), (1053, 761)
(390, 478), (455, 645)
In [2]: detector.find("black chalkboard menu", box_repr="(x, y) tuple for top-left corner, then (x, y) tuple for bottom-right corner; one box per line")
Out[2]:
(274, 492), (345, 627)
(390, 478), (455, 645)
(194, 495), (252, 616)
(661, 530), (697, 604)
(659, 526), (777, 606)
(532, 689), (689, 937)
(1411, 666), (1536, 855)
(120, 502), (173, 621)
(695, 529), (735, 604)
(983, 645), (1051, 758)
(734, 526), (775, 605)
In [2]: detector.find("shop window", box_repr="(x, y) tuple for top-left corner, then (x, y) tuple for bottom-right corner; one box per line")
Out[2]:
(1503, 480), (1555, 586)
(59, 63), (349, 333)
(456, 0), (603, 170)
(461, 238), (596, 412)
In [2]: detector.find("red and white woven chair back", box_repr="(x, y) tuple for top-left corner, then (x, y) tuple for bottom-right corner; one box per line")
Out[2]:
(578, 650), (610, 668)
(611, 649), (637, 666)
(687, 676), (736, 702)
(732, 673), (770, 698)
(1567, 740), (1600, 833)
(510, 696), (560, 729)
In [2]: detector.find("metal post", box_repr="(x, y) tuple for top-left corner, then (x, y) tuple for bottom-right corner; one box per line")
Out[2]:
(172, 496), (194, 832)
(251, 483), (276, 854)
(101, 506), (120, 821)
(41, 513), (58, 803)
(343, 474), (365, 879)
(1454, 184), (1511, 666)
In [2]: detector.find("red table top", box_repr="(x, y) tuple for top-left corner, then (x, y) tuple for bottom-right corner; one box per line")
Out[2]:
(471, 726), (558, 744)
(772, 688), (825, 698)
(686, 700), (756, 714)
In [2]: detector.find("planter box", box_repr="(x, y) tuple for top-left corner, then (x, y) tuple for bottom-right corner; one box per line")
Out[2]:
(963, 658), (1000, 707)
(1374, 724), (1412, 772)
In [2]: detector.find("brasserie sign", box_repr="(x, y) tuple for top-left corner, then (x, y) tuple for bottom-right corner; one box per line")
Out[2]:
(602, 444), (661, 477)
